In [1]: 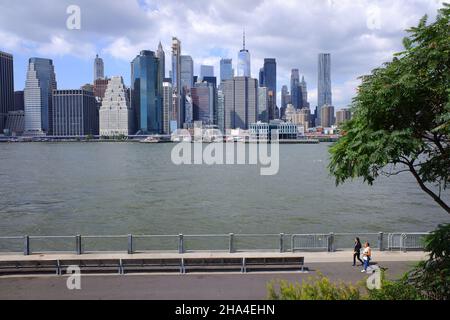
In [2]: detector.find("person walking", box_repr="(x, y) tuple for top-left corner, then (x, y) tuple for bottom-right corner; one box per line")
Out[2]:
(361, 242), (372, 273)
(352, 237), (364, 266)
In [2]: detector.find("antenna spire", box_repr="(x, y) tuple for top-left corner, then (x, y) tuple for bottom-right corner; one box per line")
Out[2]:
(243, 28), (246, 50)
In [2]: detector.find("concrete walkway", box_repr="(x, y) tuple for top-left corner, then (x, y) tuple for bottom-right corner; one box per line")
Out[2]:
(0, 261), (419, 300)
(0, 250), (428, 263)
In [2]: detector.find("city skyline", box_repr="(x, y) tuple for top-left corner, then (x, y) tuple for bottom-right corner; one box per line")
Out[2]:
(0, 0), (445, 110)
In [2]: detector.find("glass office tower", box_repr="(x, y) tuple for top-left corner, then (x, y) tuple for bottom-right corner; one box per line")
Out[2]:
(131, 50), (162, 134)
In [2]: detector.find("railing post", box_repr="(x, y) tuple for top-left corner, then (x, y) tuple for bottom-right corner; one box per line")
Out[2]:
(178, 234), (184, 254)
(229, 233), (235, 253)
(76, 235), (82, 255)
(402, 233), (407, 253)
(378, 232), (384, 251)
(24, 235), (30, 256)
(128, 234), (133, 254)
(328, 233), (335, 252)
(279, 233), (285, 253)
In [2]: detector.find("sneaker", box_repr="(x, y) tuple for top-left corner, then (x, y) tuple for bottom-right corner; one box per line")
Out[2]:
(361, 269), (366, 273)
(352, 264), (356, 267)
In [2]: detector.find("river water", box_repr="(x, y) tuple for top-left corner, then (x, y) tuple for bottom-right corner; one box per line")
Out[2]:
(0, 142), (447, 239)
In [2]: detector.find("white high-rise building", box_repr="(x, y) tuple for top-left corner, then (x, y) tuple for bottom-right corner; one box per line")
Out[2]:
(237, 31), (251, 77)
(99, 76), (132, 136)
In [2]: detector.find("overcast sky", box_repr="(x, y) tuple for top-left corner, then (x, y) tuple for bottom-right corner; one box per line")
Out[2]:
(0, 0), (446, 109)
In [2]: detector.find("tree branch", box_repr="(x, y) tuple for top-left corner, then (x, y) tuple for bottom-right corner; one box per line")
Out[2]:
(406, 160), (450, 214)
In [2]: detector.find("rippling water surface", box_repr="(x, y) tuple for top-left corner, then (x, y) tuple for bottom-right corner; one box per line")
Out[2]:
(0, 142), (447, 238)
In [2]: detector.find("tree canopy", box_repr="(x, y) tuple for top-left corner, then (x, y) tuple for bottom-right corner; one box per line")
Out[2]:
(329, 4), (450, 214)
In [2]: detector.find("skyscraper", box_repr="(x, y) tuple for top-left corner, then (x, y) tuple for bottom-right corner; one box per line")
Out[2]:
(262, 58), (277, 119)
(290, 69), (302, 109)
(0, 51), (14, 133)
(157, 42), (165, 80)
(94, 78), (110, 101)
(24, 58), (57, 135)
(184, 92), (193, 125)
(336, 108), (352, 126)
(171, 37), (182, 128)
(52, 89), (99, 136)
(258, 86), (269, 122)
(320, 104), (335, 128)
(220, 59), (233, 83)
(217, 90), (225, 132)
(94, 54), (104, 81)
(318, 53), (332, 123)
(192, 82), (214, 125)
(180, 56), (194, 90)
(300, 76), (309, 108)
(162, 81), (172, 134)
(99, 76), (133, 136)
(223, 76), (258, 129)
(200, 65), (214, 80)
(131, 50), (163, 134)
(14, 91), (24, 111)
(259, 68), (265, 87)
(281, 85), (289, 119)
(237, 31), (251, 77)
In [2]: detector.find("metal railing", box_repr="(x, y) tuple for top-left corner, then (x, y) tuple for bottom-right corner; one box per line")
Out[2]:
(387, 233), (429, 252)
(0, 232), (430, 256)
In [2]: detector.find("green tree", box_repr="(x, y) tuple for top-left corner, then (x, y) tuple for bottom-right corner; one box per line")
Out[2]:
(329, 4), (450, 214)
(406, 224), (450, 300)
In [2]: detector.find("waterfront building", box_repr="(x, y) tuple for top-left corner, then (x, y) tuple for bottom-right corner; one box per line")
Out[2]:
(94, 54), (104, 82)
(52, 89), (99, 136)
(191, 82), (214, 125)
(318, 53), (332, 123)
(171, 37), (182, 128)
(220, 58), (233, 83)
(14, 91), (24, 111)
(99, 76), (133, 136)
(336, 108), (352, 126)
(223, 76), (258, 130)
(320, 104), (335, 128)
(4, 111), (25, 136)
(162, 81), (172, 134)
(285, 104), (311, 130)
(24, 57), (57, 135)
(250, 120), (300, 140)
(131, 50), (162, 134)
(0, 51), (14, 133)
(200, 65), (214, 80)
(237, 31), (251, 77)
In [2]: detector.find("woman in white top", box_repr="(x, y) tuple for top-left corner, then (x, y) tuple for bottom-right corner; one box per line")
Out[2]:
(361, 242), (372, 273)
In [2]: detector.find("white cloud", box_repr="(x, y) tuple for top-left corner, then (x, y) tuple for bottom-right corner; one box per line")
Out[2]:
(0, 0), (446, 107)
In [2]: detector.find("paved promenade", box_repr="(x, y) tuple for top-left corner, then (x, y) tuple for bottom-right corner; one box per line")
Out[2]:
(0, 251), (426, 300)
(0, 250), (428, 263)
